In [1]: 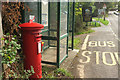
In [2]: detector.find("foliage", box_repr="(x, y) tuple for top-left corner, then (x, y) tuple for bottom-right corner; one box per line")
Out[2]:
(119, 1), (120, 11)
(74, 2), (95, 33)
(0, 33), (20, 65)
(75, 29), (95, 35)
(54, 68), (72, 78)
(89, 21), (101, 27)
(0, 33), (35, 79)
(94, 2), (117, 13)
(2, 2), (26, 35)
(42, 66), (56, 78)
(95, 18), (109, 25)
(42, 66), (73, 78)
(69, 37), (81, 49)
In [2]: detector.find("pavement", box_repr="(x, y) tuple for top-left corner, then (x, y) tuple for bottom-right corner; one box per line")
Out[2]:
(67, 12), (119, 79)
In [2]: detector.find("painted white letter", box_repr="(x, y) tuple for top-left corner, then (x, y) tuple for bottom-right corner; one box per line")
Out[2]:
(80, 51), (92, 63)
(103, 52), (117, 66)
(88, 41), (97, 47)
(107, 41), (115, 47)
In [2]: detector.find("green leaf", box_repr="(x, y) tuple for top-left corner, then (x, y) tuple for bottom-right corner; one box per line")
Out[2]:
(9, 74), (12, 77)
(14, 35), (16, 38)
(8, 49), (11, 51)
(12, 37), (15, 40)
(1, 38), (4, 40)
(0, 49), (2, 53)
(27, 70), (31, 73)
(6, 33), (10, 36)
(31, 66), (35, 74)
(7, 63), (11, 67)
(15, 39), (18, 42)
(24, 70), (27, 74)
(10, 61), (13, 64)
(1, 61), (6, 63)
(5, 40), (9, 44)
(0, 53), (4, 56)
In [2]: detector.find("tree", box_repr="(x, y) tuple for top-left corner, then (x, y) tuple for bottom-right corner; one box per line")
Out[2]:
(0, 2), (3, 78)
(74, 2), (95, 33)
(94, 2), (117, 13)
(0, 2), (3, 38)
(118, 1), (120, 11)
(2, 2), (24, 35)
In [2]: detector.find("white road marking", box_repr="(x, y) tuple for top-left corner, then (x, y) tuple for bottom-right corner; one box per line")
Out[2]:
(114, 52), (118, 61)
(109, 26), (120, 42)
(77, 65), (84, 78)
(80, 51), (118, 66)
(79, 51), (92, 63)
(114, 14), (118, 18)
(103, 52), (117, 66)
(88, 41), (97, 47)
(108, 18), (120, 42)
(94, 51), (100, 64)
(81, 35), (90, 50)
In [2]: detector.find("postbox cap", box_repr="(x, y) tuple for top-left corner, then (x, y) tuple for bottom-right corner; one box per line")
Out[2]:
(19, 17), (44, 30)
(19, 22), (44, 28)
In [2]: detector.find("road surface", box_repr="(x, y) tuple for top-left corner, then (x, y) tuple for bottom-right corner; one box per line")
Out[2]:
(68, 11), (119, 79)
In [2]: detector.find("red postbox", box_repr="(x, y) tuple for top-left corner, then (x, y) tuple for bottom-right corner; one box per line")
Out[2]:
(19, 18), (44, 79)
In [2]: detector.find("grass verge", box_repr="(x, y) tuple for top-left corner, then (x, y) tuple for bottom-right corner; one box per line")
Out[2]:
(93, 17), (109, 25)
(89, 21), (101, 27)
(69, 37), (81, 49)
(42, 66), (73, 78)
(75, 29), (95, 35)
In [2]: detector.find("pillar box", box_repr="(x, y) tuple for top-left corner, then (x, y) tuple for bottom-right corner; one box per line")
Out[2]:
(19, 18), (44, 79)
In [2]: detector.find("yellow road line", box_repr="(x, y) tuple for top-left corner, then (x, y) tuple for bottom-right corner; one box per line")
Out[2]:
(77, 65), (84, 78)
(103, 52), (117, 66)
(94, 51), (100, 64)
(81, 35), (90, 50)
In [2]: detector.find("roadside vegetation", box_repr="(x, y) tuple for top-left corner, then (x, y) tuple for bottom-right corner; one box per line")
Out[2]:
(42, 66), (73, 78)
(94, 18), (109, 25)
(90, 21), (101, 27)
(74, 2), (116, 35)
(69, 37), (81, 49)
(75, 29), (95, 35)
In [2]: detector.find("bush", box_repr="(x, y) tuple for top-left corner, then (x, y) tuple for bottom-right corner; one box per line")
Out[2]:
(2, 2), (25, 35)
(0, 33), (35, 79)
(95, 18), (109, 25)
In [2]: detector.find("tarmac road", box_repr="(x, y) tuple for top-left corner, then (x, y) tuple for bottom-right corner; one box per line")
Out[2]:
(68, 11), (119, 79)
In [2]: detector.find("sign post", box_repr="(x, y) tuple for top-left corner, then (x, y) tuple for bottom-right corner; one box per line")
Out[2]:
(82, 7), (92, 28)
(98, 9), (105, 23)
(103, 4), (107, 21)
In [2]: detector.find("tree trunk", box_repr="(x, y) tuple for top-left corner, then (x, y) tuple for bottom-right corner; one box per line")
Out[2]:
(0, 2), (3, 38)
(0, 1), (4, 79)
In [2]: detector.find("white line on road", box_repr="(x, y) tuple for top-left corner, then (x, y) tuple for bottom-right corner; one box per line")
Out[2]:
(77, 65), (84, 78)
(114, 14), (118, 18)
(81, 35), (90, 50)
(108, 18), (120, 42)
(109, 25), (120, 42)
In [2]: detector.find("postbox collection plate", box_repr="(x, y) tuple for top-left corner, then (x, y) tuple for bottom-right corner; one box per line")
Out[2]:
(38, 42), (41, 54)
